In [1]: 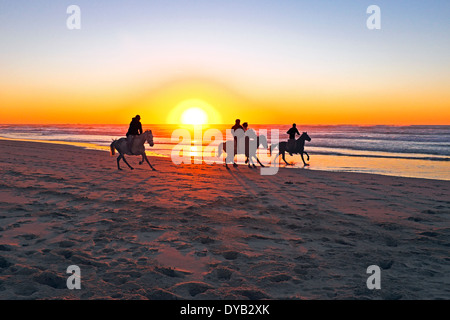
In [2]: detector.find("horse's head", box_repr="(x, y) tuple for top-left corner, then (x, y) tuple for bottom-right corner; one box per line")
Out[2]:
(145, 130), (154, 147)
(300, 132), (311, 142)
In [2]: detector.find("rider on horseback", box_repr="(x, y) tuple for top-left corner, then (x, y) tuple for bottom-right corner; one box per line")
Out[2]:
(286, 123), (300, 156)
(126, 115), (143, 155)
(231, 119), (245, 154)
(243, 122), (257, 159)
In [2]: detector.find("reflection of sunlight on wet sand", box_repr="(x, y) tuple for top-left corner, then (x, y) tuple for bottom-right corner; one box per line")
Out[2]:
(189, 145), (202, 158)
(3, 132), (448, 181)
(153, 139), (450, 181)
(289, 154), (450, 181)
(0, 136), (166, 158)
(307, 146), (449, 162)
(0, 136), (110, 152)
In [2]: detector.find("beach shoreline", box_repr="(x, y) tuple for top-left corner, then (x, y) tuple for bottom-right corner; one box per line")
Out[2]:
(1, 135), (448, 182)
(0, 139), (449, 300)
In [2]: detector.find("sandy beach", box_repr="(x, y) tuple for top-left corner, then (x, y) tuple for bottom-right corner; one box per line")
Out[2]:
(0, 139), (449, 300)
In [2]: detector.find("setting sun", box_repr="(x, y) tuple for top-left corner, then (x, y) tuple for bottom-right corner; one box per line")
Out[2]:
(181, 107), (208, 125)
(167, 99), (222, 124)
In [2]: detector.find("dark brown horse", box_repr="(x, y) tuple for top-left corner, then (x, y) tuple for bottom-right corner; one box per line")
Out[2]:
(271, 132), (311, 166)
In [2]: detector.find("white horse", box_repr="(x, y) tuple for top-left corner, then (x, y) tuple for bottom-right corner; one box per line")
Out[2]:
(217, 135), (268, 169)
(110, 130), (155, 171)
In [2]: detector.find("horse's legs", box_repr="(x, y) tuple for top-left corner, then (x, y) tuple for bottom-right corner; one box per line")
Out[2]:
(122, 155), (134, 170)
(139, 154), (144, 165)
(225, 155), (230, 169)
(224, 154), (231, 169)
(256, 156), (264, 168)
(301, 152), (309, 166)
(232, 154), (238, 167)
(282, 151), (289, 165)
(143, 153), (156, 171)
(224, 152), (238, 168)
(279, 145), (289, 165)
(246, 153), (252, 168)
(247, 154), (258, 168)
(250, 156), (257, 168)
(304, 151), (310, 161)
(117, 154), (123, 170)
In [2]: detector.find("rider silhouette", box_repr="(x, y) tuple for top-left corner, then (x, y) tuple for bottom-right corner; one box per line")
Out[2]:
(126, 115), (143, 154)
(243, 122), (257, 159)
(231, 119), (245, 154)
(286, 123), (300, 156)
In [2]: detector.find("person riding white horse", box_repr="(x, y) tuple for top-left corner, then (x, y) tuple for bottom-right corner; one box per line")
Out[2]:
(111, 127), (155, 171)
(126, 115), (143, 155)
(219, 121), (267, 169)
(243, 122), (257, 161)
(231, 119), (245, 155)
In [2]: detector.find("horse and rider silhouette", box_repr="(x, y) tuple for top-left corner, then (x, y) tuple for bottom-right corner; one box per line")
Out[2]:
(218, 120), (311, 169)
(110, 116), (311, 170)
(218, 120), (268, 169)
(271, 130), (311, 166)
(110, 115), (156, 171)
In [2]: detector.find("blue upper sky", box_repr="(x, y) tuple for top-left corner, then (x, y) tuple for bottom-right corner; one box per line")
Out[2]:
(1, 1), (448, 79)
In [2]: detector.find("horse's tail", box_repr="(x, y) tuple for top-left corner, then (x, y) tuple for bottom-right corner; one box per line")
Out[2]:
(270, 143), (279, 156)
(110, 140), (116, 156)
(217, 142), (223, 157)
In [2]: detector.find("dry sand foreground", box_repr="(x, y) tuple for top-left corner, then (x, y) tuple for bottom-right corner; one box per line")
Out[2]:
(0, 139), (449, 300)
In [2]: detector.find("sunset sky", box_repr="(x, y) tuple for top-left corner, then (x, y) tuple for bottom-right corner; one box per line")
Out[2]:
(0, 0), (449, 125)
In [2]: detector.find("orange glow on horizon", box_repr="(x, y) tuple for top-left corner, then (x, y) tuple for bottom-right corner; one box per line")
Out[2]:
(0, 78), (449, 126)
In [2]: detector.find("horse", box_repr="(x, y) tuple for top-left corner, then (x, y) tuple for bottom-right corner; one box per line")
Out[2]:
(271, 132), (311, 166)
(217, 135), (268, 169)
(110, 130), (155, 171)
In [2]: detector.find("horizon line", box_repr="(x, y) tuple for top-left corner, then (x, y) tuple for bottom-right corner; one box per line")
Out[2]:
(0, 123), (449, 127)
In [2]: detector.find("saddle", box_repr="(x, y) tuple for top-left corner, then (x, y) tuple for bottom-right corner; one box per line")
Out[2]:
(127, 135), (137, 155)
(287, 139), (297, 154)
(233, 136), (255, 157)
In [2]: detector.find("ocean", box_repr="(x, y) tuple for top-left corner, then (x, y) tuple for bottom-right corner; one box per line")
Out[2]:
(0, 124), (449, 181)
